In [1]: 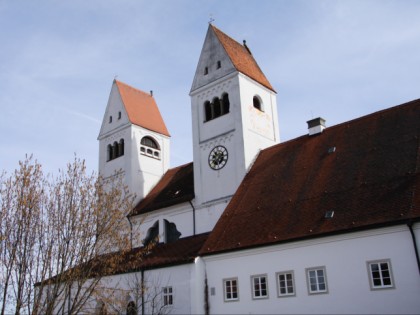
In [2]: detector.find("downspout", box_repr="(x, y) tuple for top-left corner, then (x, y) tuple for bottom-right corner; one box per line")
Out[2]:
(127, 215), (133, 250)
(407, 222), (420, 274)
(189, 200), (196, 236)
(141, 269), (145, 315)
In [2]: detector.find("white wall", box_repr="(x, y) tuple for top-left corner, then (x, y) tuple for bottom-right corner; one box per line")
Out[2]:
(203, 225), (420, 314)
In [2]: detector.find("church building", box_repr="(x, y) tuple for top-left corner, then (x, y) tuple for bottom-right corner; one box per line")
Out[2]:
(92, 24), (419, 314)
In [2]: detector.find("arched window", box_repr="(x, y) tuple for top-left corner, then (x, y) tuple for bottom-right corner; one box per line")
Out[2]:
(204, 101), (212, 122)
(213, 97), (221, 118)
(112, 142), (118, 159)
(253, 95), (263, 111)
(141, 136), (159, 149)
(118, 139), (124, 156)
(107, 144), (112, 161)
(127, 301), (137, 315)
(140, 136), (161, 159)
(222, 93), (230, 115)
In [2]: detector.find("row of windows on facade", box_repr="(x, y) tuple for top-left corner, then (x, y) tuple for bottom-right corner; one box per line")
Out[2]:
(222, 259), (394, 302)
(109, 111), (122, 123)
(204, 60), (222, 75)
(204, 94), (264, 122)
(107, 136), (161, 162)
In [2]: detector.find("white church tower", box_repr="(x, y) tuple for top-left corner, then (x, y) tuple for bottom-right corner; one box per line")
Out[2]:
(190, 25), (280, 206)
(98, 80), (170, 205)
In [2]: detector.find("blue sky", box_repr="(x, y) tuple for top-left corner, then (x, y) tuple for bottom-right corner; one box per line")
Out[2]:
(1, 0), (419, 175)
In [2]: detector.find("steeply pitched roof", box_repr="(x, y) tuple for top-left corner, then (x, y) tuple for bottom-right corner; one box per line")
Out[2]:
(130, 162), (194, 216)
(115, 80), (170, 136)
(211, 25), (275, 92)
(201, 99), (420, 255)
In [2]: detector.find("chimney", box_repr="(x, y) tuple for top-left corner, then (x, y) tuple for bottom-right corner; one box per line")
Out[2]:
(307, 117), (326, 136)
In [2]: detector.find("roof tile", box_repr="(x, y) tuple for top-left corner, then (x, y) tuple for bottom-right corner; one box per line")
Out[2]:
(211, 25), (275, 92)
(116, 80), (170, 136)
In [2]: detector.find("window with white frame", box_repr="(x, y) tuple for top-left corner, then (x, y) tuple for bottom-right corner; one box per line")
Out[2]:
(251, 274), (268, 299)
(367, 260), (394, 289)
(306, 267), (328, 294)
(223, 278), (239, 302)
(163, 286), (173, 306)
(276, 271), (295, 297)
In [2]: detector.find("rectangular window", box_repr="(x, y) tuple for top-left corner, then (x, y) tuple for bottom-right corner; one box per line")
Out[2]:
(368, 260), (394, 289)
(163, 286), (173, 306)
(251, 274), (268, 299)
(306, 267), (328, 294)
(276, 271), (295, 297)
(223, 278), (239, 302)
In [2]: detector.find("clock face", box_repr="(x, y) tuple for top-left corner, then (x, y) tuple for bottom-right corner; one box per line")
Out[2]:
(208, 145), (228, 170)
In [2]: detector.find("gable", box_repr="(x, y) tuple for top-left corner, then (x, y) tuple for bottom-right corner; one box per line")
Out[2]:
(201, 99), (420, 255)
(190, 25), (274, 93)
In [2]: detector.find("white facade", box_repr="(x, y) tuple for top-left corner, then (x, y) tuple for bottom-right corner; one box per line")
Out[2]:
(202, 224), (420, 314)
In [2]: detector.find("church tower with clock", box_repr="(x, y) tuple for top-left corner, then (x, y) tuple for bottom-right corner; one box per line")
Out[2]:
(190, 24), (280, 208)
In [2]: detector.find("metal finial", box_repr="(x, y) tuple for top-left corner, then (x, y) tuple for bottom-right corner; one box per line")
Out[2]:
(209, 14), (215, 24)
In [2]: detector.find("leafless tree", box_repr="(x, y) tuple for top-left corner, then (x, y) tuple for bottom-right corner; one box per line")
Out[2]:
(0, 155), (142, 315)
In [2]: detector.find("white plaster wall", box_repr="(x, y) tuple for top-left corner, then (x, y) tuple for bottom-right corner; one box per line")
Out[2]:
(204, 225), (420, 314)
(238, 74), (280, 170)
(194, 198), (230, 234)
(130, 125), (170, 204)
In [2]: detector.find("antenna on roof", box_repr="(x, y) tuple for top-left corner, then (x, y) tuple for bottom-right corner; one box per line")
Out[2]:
(150, 90), (153, 96)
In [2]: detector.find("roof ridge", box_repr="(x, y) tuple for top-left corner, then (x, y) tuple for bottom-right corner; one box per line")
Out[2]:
(115, 79), (153, 98)
(210, 25), (275, 92)
(262, 97), (420, 152)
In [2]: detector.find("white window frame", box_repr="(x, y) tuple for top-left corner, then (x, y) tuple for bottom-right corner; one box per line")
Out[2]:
(276, 271), (296, 297)
(306, 266), (328, 294)
(223, 278), (239, 302)
(251, 274), (269, 299)
(163, 286), (173, 306)
(367, 259), (395, 290)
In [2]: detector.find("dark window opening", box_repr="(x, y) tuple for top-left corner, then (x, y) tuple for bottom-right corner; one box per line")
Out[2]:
(109, 116), (112, 123)
(204, 93), (230, 122)
(204, 101), (212, 122)
(164, 219), (181, 244)
(217, 60), (221, 69)
(140, 147), (145, 153)
(222, 93), (230, 115)
(143, 221), (159, 246)
(253, 96), (263, 111)
(119, 139), (124, 156)
(127, 302), (137, 315)
(204, 67), (208, 75)
(213, 97), (221, 118)
(118, 111), (122, 119)
(107, 138), (124, 162)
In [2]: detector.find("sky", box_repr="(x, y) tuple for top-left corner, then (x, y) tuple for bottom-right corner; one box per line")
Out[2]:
(1, 0), (419, 176)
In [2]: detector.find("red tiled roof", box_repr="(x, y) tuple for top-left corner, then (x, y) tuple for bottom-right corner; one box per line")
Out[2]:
(211, 25), (275, 92)
(201, 99), (420, 255)
(36, 233), (209, 285)
(115, 80), (170, 137)
(130, 162), (194, 216)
